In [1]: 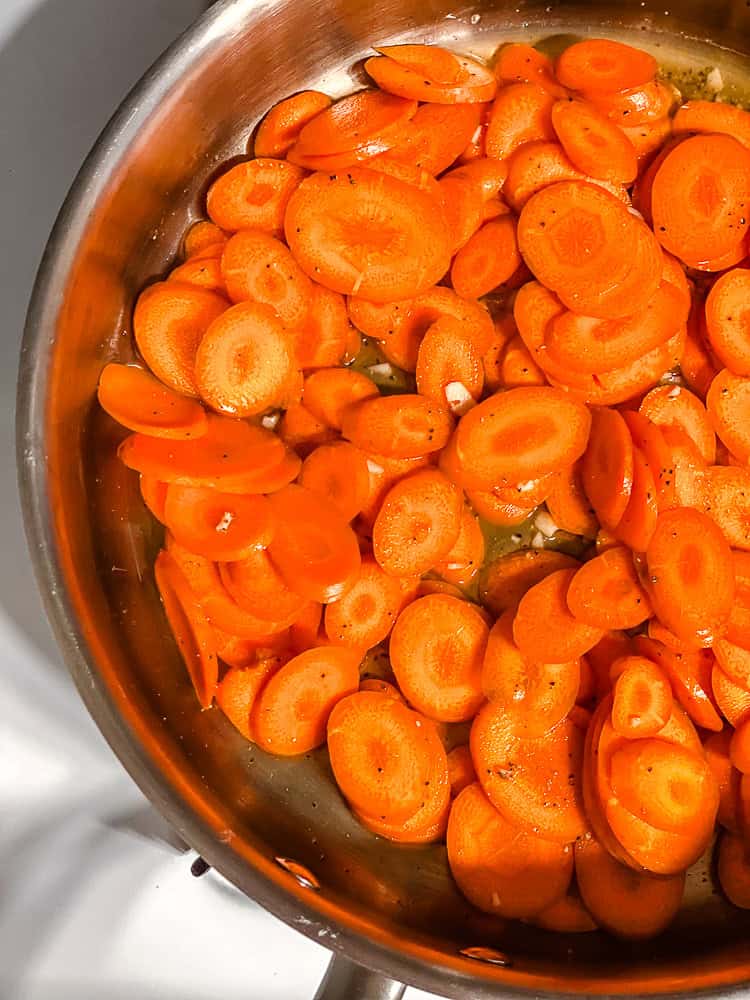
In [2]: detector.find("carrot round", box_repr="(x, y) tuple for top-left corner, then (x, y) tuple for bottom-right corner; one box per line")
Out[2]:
(415, 317), (483, 412)
(216, 659), (281, 741)
(494, 42), (566, 96)
(251, 645), (361, 755)
(140, 475), (168, 524)
(714, 637), (750, 691)
(636, 634), (723, 733)
(342, 393), (453, 459)
(119, 413), (298, 494)
(482, 608), (580, 738)
(194, 301), (298, 417)
(646, 508), (735, 646)
(707, 369), (750, 464)
(727, 551), (750, 650)
(567, 546), (651, 630)
(324, 557), (407, 648)
(254, 90), (332, 158)
(713, 662), (750, 727)
(465, 491), (536, 526)
(154, 549), (218, 709)
(389, 594), (487, 722)
(640, 385), (716, 465)
(485, 82), (555, 161)
(704, 269), (750, 376)
(705, 728), (741, 833)
(267, 484), (361, 603)
(555, 39), (657, 94)
(504, 140), (629, 213)
(581, 407), (634, 531)
(479, 548), (578, 617)
(303, 368), (377, 430)
(451, 216), (521, 300)
(447, 745), (477, 798)
(651, 135), (750, 264)
(472, 705), (587, 843)
(447, 782), (573, 918)
(452, 386), (591, 490)
(718, 832), (750, 909)
(163, 485), (275, 562)
(611, 657), (673, 739)
(551, 98), (637, 184)
(705, 466), (750, 551)
(614, 446), (659, 554)
(587, 78), (676, 128)
(133, 281), (227, 397)
(278, 402), (336, 456)
(328, 690), (447, 823)
(220, 230), (312, 326)
(622, 410), (676, 512)
(97, 363), (208, 440)
(365, 45), (496, 104)
(574, 836), (684, 940)
(299, 441), (371, 522)
(533, 890), (598, 933)
(207, 158), (305, 233)
(546, 461), (599, 538)
(219, 549), (307, 627)
(381, 101), (483, 175)
(433, 506), (485, 588)
(183, 220), (226, 258)
(514, 567), (604, 663)
(284, 168), (451, 302)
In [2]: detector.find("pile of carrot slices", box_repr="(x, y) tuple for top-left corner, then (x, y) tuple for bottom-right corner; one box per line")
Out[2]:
(98, 34), (750, 937)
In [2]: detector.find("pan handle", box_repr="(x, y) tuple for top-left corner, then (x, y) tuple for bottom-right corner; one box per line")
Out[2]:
(313, 953), (406, 1000)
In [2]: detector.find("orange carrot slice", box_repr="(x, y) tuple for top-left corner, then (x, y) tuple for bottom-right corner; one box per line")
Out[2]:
(140, 475), (168, 523)
(494, 42), (567, 96)
(299, 441), (371, 522)
(183, 221), (226, 258)
(451, 216), (521, 300)
(640, 384), (716, 465)
(555, 39), (657, 94)
(485, 82), (555, 161)
(514, 567), (605, 663)
(342, 393), (453, 459)
(479, 548), (578, 617)
(365, 45), (497, 104)
(219, 549), (307, 627)
(504, 140), (630, 212)
(551, 98), (638, 184)
(705, 728), (741, 832)
(379, 102), (484, 175)
(324, 557), (407, 648)
(707, 369), (750, 463)
(98, 363), (208, 440)
(718, 832), (750, 908)
(163, 485), (275, 561)
(581, 407), (634, 531)
(567, 546), (652, 630)
(545, 462), (598, 538)
(614, 446), (659, 553)
(433, 506), (485, 588)
(447, 745), (477, 798)
(415, 317), (484, 413)
(216, 659), (282, 740)
(705, 466), (750, 551)
(220, 230), (312, 326)
(207, 158), (305, 232)
(611, 656), (673, 738)
(254, 90), (333, 158)
(278, 402), (336, 456)
(303, 368), (377, 430)
(705, 268), (750, 376)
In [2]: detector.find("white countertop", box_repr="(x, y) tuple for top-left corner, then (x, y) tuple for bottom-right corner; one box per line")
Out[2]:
(0, 2), (438, 996)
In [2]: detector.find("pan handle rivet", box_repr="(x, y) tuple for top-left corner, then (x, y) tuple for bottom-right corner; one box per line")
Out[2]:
(275, 856), (321, 890)
(460, 947), (513, 967)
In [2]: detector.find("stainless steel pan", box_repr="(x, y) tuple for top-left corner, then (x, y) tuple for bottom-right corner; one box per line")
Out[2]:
(17, 1), (750, 996)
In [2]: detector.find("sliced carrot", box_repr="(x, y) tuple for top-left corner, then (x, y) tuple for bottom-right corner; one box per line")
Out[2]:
(288, 601), (323, 653)
(365, 46), (496, 105)
(482, 314), (517, 393)
(302, 368), (377, 430)
(714, 637), (750, 691)
(207, 158), (305, 233)
(704, 728), (741, 833)
(718, 832), (750, 908)
(154, 549), (218, 708)
(220, 230), (312, 325)
(497, 334), (546, 388)
(611, 656), (673, 738)
(533, 890), (597, 933)
(673, 99), (750, 150)
(622, 410), (675, 511)
(289, 89), (416, 159)
(494, 42), (567, 97)
(546, 281), (685, 377)
(614, 446), (659, 553)
(514, 567), (604, 663)
(373, 469), (462, 577)
(646, 508), (734, 646)
(466, 491), (536, 526)
(660, 425), (708, 510)
(447, 782), (573, 918)
(447, 745), (477, 798)
(452, 386), (591, 490)
(133, 281), (227, 397)
(163, 485), (274, 561)
(390, 594), (488, 722)
(168, 255), (225, 293)
(267, 483), (361, 602)
(98, 363), (208, 440)
(707, 369), (750, 464)
(472, 704), (587, 843)
(555, 39), (657, 94)
(293, 283), (351, 370)
(328, 690), (446, 823)
(379, 102), (483, 175)
(445, 156), (509, 215)
(683, 240), (748, 273)
(581, 407), (634, 531)
(482, 607), (580, 738)
(183, 221), (226, 258)
(450, 216), (521, 300)
(140, 475), (168, 523)
(728, 551), (750, 650)
(513, 280), (590, 389)
(621, 116), (672, 161)
(704, 269), (750, 378)
(285, 167), (451, 302)
(550, 98), (637, 184)
(299, 441), (370, 522)
(193, 301), (298, 417)
(343, 393), (453, 459)
(705, 466), (750, 551)
(216, 659), (281, 740)
(504, 140), (630, 213)
(120, 413), (298, 494)
(640, 385), (716, 465)
(713, 662), (750, 726)
(652, 135), (750, 263)
(251, 645), (361, 755)
(585, 79), (676, 127)
(649, 618), (709, 654)
(731, 719), (750, 775)
(636, 635), (723, 732)
(587, 631), (634, 698)
(215, 629), (293, 670)
(277, 402), (336, 456)
(433, 506), (485, 587)
(254, 90), (332, 158)
(414, 317), (483, 412)
(485, 82), (555, 161)
(681, 304), (720, 400)
(359, 678), (404, 700)
(437, 169), (485, 253)
(166, 537), (291, 640)
(574, 836), (684, 940)
(525, 183), (663, 321)
(479, 548), (579, 617)
(324, 556), (407, 648)
(219, 549), (307, 627)
(567, 546), (651, 630)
